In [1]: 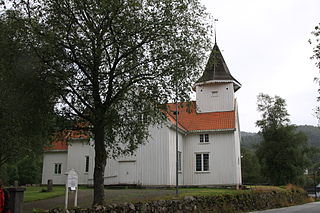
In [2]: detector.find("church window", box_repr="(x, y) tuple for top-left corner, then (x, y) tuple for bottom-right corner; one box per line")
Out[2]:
(85, 156), (90, 173)
(200, 134), (209, 143)
(211, 91), (218, 97)
(54, 163), (62, 174)
(178, 151), (182, 172)
(195, 153), (209, 171)
(205, 134), (209, 142)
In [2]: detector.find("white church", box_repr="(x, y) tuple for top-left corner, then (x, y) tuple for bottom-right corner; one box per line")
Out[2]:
(42, 42), (242, 187)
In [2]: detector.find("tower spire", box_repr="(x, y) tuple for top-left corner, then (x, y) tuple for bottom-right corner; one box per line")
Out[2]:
(214, 19), (218, 44)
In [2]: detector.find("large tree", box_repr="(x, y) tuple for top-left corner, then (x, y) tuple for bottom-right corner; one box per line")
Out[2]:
(17, 0), (211, 205)
(0, 10), (56, 171)
(256, 93), (309, 185)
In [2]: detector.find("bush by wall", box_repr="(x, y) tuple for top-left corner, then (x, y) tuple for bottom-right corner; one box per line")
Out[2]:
(48, 188), (311, 213)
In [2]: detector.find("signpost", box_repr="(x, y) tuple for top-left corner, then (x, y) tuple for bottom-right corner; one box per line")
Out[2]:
(65, 169), (79, 209)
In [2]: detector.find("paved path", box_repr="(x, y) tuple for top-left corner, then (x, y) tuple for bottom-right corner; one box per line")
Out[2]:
(248, 202), (320, 213)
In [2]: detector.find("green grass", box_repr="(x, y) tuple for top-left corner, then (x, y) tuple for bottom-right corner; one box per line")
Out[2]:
(23, 185), (286, 204)
(111, 186), (288, 203)
(24, 186), (66, 203)
(103, 187), (242, 204)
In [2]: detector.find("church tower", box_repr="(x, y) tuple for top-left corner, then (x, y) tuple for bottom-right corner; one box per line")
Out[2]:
(195, 43), (241, 113)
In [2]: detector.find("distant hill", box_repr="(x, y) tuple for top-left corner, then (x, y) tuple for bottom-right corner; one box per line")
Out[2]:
(240, 132), (262, 149)
(241, 125), (320, 148)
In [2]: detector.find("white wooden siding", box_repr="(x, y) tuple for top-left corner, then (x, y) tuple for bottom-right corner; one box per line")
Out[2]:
(41, 152), (68, 185)
(184, 131), (239, 185)
(135, 124), (170, 185)
(67, 139), (94, 185)
(196, 83), (234, 113)
(42, 117), (242, 187)
(168, 128), (184, 185)
(234, 100), (242, 185)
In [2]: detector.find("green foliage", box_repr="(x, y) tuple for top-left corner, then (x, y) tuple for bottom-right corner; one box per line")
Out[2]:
(310, 23), (320, 71)
(256, 94), (310, 186)
(17, 156), (42, 185)
(256, 93), (290, 131)
(7, 165), (19, 185)
(241, 147), (264, 184)
(0, 10), (57, 170)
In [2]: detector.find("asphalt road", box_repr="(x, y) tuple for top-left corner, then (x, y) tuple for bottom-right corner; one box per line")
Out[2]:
(248, 202), (320, 213)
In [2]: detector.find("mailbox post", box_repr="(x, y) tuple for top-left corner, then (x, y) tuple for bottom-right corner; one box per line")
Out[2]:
(65, 169), (79, 209)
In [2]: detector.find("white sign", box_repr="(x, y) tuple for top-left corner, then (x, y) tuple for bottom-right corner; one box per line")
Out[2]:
(67, 169), (78, 190)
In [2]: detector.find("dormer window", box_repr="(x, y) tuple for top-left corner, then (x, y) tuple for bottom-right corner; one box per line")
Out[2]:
(200, 134), (209, 143)
(211, 91), (218, 97)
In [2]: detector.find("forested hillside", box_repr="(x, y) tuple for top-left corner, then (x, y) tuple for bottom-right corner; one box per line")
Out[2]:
(241, 125), (320, 185)
(241, 125), (320, 148)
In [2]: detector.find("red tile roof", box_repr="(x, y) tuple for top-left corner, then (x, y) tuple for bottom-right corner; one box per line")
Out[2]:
(45, 129), (89, 152)
(166, 101), (235, 132)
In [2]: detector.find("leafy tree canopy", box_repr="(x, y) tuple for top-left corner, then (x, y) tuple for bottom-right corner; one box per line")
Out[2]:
(256, 93), (309, 185)
(0, 10), (56, 170)
(15, 0), (212, 204)
(241, 147), (264, 184)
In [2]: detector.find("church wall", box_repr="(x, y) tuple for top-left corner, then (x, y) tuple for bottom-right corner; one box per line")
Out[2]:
(196, 83), (234, 113)
(67, 139), (94, 185)
(97, 124), (172, 186)
(134, 124), (171, 186)
(89, 124), (172, 186)
(184, 131), (238, 186)
(168, 128), (184, 186)
(234, 101), (242, 185)
(42, 151), (68, 185)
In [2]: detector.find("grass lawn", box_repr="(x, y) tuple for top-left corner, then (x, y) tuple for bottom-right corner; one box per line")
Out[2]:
(24, 186), (91, 203)
(104, 187), (245, 204)
(23, 185), (286, 204)
(24, 186), (66, 203)
(23, 185), (295, 212)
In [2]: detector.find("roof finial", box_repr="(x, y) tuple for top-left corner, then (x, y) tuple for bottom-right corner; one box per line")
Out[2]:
(214, 19), (218, 44)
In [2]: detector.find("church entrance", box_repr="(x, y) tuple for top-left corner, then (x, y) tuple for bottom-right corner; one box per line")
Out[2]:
(118, 161), (137, 184)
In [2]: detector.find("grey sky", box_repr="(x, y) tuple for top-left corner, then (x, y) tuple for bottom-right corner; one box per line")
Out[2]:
(201, 0), (320, 132)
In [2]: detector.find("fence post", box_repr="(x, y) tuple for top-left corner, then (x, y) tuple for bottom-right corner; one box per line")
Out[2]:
(7, 187), (26, 213)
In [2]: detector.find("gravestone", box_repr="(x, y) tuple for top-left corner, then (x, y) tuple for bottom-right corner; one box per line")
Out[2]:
(47, 179), (53, 192)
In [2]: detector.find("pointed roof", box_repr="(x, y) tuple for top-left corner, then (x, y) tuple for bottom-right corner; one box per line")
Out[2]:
(196, 43), (241, 91)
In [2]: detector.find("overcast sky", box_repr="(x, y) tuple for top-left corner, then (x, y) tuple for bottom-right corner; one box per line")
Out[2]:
(200, 0), (320, 132)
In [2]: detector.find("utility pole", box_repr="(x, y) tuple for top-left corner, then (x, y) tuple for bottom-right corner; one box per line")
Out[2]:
(175, 81), (179, 196)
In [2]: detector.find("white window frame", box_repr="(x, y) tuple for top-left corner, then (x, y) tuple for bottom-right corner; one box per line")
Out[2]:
(85, 155), (90, 173)
(54, 163), (62, 175)
(195, 153), (209, 172)
(200, 134), (209, 143)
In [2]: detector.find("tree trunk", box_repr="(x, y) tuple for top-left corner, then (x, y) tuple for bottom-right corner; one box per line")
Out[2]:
(93, 121), (107, 206)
